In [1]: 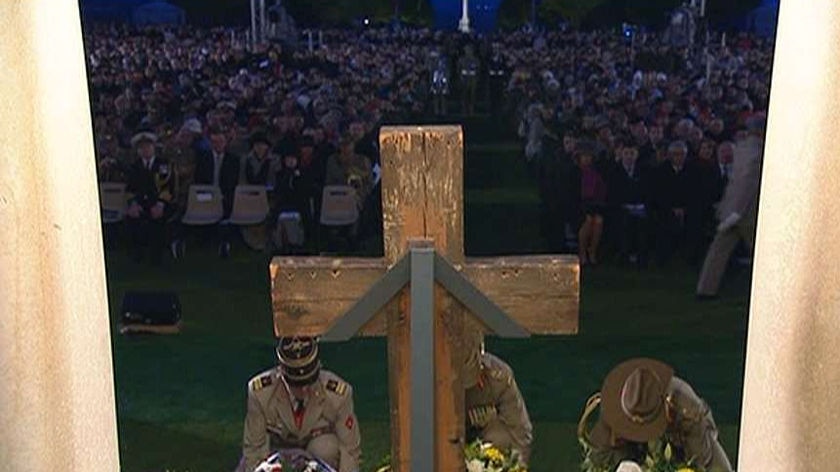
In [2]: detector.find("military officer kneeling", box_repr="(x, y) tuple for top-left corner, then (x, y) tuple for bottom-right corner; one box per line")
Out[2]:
(237, 337), (361, 472)
(463, 341), (533, 466)
(580, 358), (733, 472)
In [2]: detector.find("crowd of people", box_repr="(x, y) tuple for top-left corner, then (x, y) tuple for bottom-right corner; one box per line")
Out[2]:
(510, 29), (772, 270)
(86, 22), (772, 276)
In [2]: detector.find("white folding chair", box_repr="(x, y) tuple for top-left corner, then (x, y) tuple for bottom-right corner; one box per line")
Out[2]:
(99, 182), (127, 224)
(319, 185), (359, 227)
(318, 185), (359, 252)
(227, 185), (270, 225)
(181, 185), (224, 225)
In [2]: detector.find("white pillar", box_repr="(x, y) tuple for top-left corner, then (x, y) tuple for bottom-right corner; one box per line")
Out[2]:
(458, 0), (470, 33)
(0, 1), (119, 471)
(259, 0), (266, 41)
(250, 0), (257, 48)
(738, 0), (840, 470)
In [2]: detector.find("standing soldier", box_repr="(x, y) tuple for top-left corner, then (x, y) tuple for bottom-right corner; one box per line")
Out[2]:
(486, 42), (507, 116)
(237, 337), (361, 472)
(458, 44), (480, 115)
(696, 114), (765, 298)
(578, 358), (734, 472)
(463, 336), (533, 466)
(430, 51), (450, 117)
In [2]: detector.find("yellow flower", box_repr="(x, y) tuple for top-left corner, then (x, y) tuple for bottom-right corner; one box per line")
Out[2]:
(676, 468), (696, 472)
(483, 446), (504, 462)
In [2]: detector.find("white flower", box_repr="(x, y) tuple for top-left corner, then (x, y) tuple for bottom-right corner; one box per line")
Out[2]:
(616, 460), (643, 472)
(303, 460), (320, 472)
(466, 458), (485, 472)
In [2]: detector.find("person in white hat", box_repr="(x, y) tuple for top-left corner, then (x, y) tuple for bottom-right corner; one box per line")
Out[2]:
(125, 131), (175, 264)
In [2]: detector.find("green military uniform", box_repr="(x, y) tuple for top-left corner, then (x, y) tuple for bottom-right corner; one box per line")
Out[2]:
(159, 136), (197, 215)
(465, 352), (533, 465)
(240, 368), (361, 472)
(324, 137), (373, 209)
(583, 358), (733, 472)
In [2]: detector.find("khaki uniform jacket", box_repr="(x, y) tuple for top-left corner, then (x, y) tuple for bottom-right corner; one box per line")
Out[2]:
(588, 377), (734, 472)
(465, 353), (533, 464)
(717, 135), (763, 223)
(324, 153), (373, 206)
(241, 368), (361, 472)
(160, 140), (198, 213)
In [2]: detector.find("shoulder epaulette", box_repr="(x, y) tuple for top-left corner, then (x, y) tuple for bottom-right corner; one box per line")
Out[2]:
(325, 379), (348, 396)
(249, 373), (273, 392)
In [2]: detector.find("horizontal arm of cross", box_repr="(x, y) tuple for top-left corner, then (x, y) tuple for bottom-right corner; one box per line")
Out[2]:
(270, 253), (578, 338)
(269, 257), (389, 337)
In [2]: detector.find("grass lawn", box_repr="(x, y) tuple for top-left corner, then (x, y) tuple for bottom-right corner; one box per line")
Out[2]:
(106, 116), (752, 471)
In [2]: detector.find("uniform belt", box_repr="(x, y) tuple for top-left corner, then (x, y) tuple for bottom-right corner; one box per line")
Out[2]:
(267, 425), (334, 445)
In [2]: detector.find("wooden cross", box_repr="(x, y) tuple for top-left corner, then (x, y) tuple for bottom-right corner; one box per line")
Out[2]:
(269, 126), (579, 472)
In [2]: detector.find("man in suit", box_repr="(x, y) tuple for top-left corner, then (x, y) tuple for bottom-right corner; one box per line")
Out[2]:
(124, 131), (175, 264)
(195, 126), (241, 257)
(651, 141), (695, 265)
(696, 114), (765, 298)
(236, 337), (361, 472)
(685, 139), (724, 266)
(608, 141), (652, 267)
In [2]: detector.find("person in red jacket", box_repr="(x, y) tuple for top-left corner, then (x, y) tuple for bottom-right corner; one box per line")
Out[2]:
(576, 145), (608, 266)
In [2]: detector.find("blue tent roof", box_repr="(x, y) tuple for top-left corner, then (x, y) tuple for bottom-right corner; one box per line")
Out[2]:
(132, 1), (185, 26)
(746, 0), (779, 37)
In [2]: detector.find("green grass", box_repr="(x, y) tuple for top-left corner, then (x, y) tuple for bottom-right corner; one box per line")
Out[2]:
(106, 118), (752, 472)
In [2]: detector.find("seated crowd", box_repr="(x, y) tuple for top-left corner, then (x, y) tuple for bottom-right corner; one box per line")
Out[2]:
(88, 23), (772, 267)
(511, 29), (773, 266)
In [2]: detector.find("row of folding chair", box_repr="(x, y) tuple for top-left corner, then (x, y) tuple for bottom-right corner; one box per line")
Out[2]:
(99, 182), (360, 229)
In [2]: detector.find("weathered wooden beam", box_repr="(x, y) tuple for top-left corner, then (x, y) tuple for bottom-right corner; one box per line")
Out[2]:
(380, 125), (465, 472)
(270, 257), (388, 336)
(462, 255), (580, 335)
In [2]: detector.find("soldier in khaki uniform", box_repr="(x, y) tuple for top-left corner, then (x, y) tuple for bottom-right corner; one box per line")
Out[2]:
(580, 358), (733, 472)
(236, 337), (361, 472)
(696, 113), (765, 298)
(463, 339), (533, 465)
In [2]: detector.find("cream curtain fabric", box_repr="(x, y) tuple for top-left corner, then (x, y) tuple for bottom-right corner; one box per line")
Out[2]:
(0, 2), (119, 471)
(738, 0), (840, 470)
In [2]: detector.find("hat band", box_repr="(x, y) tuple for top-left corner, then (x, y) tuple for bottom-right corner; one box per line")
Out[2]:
(625, 403), (663, 424)
(282, 362), (320, 383)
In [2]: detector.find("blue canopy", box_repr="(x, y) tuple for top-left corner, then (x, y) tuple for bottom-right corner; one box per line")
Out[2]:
(747, 0), (779, 38)
(132, 1), (185, 26)
(80, 0), (184, 25)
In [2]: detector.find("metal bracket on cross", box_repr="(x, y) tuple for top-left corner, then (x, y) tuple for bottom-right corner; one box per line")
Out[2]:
(320, 246), (531, 342)
(320, 242), (529, 472)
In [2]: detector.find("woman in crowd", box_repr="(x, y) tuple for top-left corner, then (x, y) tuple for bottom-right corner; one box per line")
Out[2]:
(576, 145), (608, 266)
